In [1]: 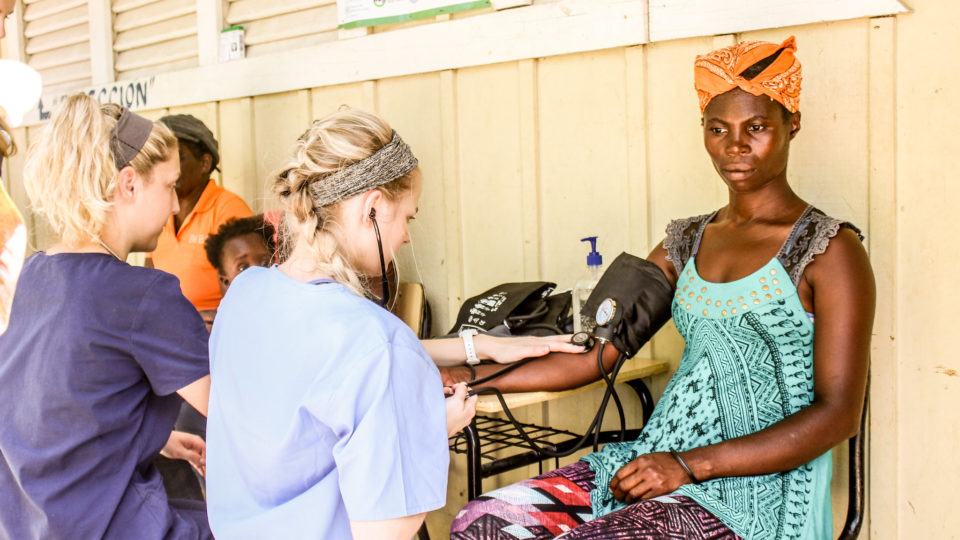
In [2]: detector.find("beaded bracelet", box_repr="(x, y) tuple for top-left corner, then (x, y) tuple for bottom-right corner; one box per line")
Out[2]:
(669, 449), (701, 484)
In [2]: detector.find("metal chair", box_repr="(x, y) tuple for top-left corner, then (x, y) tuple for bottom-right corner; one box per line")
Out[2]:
(838, 395), (868, 539)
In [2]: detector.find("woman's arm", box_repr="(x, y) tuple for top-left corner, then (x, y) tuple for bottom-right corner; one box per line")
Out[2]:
(350, 514), (426, 540)
(423, 334), (585, 368)
(611, 229), (874, 501)
(441, 345), (622, 392)
(177, 375), (211, 417)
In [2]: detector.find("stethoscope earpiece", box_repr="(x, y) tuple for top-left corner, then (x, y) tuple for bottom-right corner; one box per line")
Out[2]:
(369, 207), (390, 309)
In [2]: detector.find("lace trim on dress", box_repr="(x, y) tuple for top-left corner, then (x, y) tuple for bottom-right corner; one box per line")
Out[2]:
(663, 213), (715, 276)
(777, 207), (863, 286)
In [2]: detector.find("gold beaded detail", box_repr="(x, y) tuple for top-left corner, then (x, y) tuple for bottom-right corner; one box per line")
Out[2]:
(684, 262), (793, 319)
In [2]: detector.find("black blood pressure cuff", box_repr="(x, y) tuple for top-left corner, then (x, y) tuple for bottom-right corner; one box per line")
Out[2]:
(581, 252), (674, 357)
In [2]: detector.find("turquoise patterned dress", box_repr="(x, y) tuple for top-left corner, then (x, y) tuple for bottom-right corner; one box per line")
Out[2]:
(582, 206), (860, 540)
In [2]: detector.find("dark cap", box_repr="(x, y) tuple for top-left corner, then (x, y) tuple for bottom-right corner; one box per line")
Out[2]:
(159, 114), (220, 170)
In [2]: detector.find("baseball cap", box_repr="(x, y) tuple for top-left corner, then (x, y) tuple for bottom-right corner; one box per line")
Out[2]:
(159, 114), (220, 171)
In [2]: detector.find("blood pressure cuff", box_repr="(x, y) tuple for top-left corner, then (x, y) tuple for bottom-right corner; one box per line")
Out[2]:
(581, 252), (674, 357)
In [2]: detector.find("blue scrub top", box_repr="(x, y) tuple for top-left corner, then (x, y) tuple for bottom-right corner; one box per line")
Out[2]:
(0, 253), (212, 539)
(206, 266), (448, 539)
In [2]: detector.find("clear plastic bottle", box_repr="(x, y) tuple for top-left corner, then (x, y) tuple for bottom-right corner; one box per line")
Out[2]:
(572, 236), (603, 333)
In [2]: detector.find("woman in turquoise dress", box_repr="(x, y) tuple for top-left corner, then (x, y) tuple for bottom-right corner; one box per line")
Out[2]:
(450, 36), (874, 540)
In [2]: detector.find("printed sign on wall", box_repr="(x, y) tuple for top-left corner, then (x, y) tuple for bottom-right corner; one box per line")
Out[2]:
(338, 0), (491, 29)
(24, 77), (157, 126)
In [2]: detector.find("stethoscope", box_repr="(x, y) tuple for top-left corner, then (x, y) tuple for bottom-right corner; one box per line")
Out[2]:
(466, 297), (631, 456)
(369, 208), (391, 308)
(369, 206), (632, 455)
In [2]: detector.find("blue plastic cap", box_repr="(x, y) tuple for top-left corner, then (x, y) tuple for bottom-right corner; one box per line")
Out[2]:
(580, 236), (602, 266)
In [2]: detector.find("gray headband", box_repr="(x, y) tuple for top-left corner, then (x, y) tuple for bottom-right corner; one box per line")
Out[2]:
(309, 131), (418, 208)
(110, 108), (153, 170)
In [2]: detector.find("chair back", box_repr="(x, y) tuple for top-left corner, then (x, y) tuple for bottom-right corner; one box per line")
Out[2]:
(392, 282), (432, 338)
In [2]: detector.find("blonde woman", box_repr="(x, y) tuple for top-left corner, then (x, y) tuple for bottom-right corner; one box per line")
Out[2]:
(206, 109), (474, 539)
(0, 95), (212, 539)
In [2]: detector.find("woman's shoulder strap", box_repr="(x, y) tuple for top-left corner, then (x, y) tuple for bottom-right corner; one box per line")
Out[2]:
(777, 206), (864, 286)
(663, 211), (717, 276)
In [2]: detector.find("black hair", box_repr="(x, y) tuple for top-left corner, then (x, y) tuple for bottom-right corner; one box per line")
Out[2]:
(178, 138), (219, 175)
(739, 48), (793, 122)
(204, 215), (277, 272)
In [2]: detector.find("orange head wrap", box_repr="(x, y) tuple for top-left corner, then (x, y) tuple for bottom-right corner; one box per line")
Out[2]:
(694, 36), (802, 115)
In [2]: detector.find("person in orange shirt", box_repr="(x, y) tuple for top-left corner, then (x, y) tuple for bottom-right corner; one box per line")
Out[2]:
(146, 114), (252, 324)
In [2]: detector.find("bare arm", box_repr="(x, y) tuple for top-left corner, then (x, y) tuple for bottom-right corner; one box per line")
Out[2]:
(177, 375), (210, 417)
(424, 334), (585, 368)
(421, 337), (470, 367)
(612, 229), (874, 500)
(440, 346), (621, 393)
(350, 514), (425, 540)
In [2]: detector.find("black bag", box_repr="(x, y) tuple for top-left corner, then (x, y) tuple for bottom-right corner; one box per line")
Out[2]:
(448, 282), (572, 336)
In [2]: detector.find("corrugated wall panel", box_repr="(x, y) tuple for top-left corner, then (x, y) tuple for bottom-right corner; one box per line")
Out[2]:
(113, 0), (198, 80)
(22, 0), (91, 93)
(226, 0), (338, 58)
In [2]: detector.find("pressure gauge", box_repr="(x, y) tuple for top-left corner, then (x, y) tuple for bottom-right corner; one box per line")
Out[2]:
(595, 298), (618, 327)
(571, 331), (595, 350)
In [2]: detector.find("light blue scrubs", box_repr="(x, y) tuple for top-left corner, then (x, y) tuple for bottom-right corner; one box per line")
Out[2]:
(206, 266), (449, 539)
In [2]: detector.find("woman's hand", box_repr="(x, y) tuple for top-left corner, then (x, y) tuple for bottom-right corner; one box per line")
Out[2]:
(476, 334), (586, 364)
(609, 452), (693, 503)
(444, 383), (477, 436)
(161, 431), (206, 477)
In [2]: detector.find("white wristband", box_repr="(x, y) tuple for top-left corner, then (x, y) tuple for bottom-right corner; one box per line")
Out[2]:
(459, 328), (480, 366)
